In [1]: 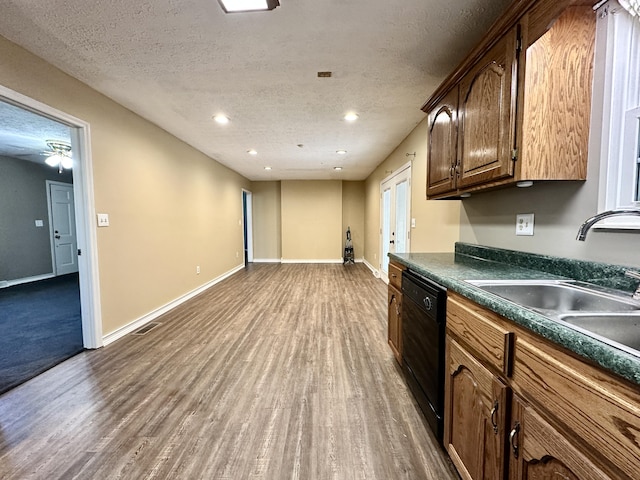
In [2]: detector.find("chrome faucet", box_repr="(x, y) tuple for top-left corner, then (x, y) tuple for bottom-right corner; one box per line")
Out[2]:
(576, 208), (640, 241)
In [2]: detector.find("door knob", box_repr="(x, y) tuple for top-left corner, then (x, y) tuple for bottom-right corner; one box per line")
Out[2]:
(55, 234), (61, 239)
(389, 240), (395, 244)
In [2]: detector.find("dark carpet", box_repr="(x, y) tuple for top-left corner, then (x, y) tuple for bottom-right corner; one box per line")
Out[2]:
(0, 274), (83, 395)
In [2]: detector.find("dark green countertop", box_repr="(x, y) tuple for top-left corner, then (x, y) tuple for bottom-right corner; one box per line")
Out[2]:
(390, 243), (640, 386)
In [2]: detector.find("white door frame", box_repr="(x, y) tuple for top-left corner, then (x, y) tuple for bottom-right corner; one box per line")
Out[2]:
(379, 161), (412, 283)
(46, 180), (77, 276)
(242, 189), (254, 264)
(0, 85), (103, 349)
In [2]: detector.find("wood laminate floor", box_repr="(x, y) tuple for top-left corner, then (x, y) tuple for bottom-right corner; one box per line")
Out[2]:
(0, 264), (457, 479)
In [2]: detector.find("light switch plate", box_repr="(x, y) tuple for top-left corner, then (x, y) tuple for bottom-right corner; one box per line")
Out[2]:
(411, 218), (416, 228)
(516, 213), (534, 236)
(35, 219), (44, 227)
(97, 213), (110, 227)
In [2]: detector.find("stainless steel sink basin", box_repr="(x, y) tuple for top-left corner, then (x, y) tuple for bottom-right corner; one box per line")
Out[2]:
(466, 279), (640, 355)
(466, 280), (640, 313)
(558, 313), (640, 354)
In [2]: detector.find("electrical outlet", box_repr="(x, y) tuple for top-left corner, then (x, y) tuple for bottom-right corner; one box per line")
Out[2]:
(196, 266), (200, 274)
(516, 213), (534, 236)
(236, 251), (239, 258)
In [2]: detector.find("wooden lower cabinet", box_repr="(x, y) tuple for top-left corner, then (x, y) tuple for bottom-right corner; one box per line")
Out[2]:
(444, 336), (508, 480)
(387, 284), (402, 364)
(508, 395), (610, 480)
(445, 293), (640, 480)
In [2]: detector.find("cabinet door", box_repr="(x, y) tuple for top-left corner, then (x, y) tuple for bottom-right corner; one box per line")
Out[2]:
(388, 285), (402, 364)
(508, 395), (610, 480)
(444, 336), (509, 480)
(427, 88), (458, 197)
(458, 27), (519, 189)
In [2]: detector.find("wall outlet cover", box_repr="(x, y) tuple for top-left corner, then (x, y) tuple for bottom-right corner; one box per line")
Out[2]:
(97, 213), (110, 227)
(516, 213), (534, 236)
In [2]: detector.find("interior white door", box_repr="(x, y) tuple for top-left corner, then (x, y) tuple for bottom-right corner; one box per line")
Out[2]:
(49, 182), (78, 275)
(380, 165), (411, 282)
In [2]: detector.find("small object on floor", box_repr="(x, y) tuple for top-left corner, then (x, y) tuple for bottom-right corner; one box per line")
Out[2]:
(344, 226), (355, 265)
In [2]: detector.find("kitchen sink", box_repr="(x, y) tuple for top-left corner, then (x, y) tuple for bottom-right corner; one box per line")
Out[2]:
(466, 279), (640, 355)
(466, 280), (640, 313)
(558, 313), (640, 353)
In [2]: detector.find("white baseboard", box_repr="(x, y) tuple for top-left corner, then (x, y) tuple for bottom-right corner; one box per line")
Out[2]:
(102, 263), (245, 346)
(0, 273), (56, 289)
(281, 258), (344, 264)
(252, 258), (281, 263)
(363, 259), (380, 278)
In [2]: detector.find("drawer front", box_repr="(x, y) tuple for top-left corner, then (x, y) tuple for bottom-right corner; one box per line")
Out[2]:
(388, 262), (404, 290)
(446, 293), (513, 376)
(513, 334), (640, 480)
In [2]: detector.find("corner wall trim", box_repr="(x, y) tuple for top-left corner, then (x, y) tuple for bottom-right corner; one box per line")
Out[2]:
(102, 263), (245, 346)
(363, 259), (381, 278)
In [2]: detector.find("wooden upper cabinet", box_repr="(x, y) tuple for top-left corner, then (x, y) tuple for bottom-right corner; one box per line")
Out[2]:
(518, 6), (595, 181)
(457, 27), (518, 189)
(427, 88), (458, 197)
(423, 2), (595, 199)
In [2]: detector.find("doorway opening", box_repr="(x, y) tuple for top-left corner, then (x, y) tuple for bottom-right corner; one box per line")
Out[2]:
(242, 189), (253, 266)
(380, 162), (411, 283)
(0, 85), (101, 392)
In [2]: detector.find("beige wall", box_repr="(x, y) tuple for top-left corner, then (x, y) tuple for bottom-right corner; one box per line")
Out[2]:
(364, 118), (461, 269)
(0, 35), (251, 335)
(342, 181), (365, 260)
(281, 180), (343, 261)
(250, 181), (281, 261)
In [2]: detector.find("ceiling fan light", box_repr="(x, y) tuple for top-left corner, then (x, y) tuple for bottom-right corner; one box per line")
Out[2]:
(61, 156), (73, 169)
(45, 154), (61, 167)
(218, 0), (279, 13)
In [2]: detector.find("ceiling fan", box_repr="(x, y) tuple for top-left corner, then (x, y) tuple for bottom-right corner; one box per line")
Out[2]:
(42, 140), (72, 173)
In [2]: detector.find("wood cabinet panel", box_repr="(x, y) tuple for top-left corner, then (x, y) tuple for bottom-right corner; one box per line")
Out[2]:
(508, 395), (610, 480)
(388, 284), (402, 364)
(447, 293), (513, 376)
(519, 6), (594, 180)
(512, 335), (640, 479)
(445, 336), (508, 480)
(427, 88), (458, 197)
(388, 261), (404, 291)
(457, 27), (518, 189)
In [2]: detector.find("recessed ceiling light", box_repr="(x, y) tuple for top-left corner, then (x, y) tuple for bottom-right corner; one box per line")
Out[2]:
(247, 149), (257, 155)
(264, 166), (272, 170)
(336, 150), (347, 155)
(344, 113), (359, 122)
(334, 166), (343, 171)
(218, 0), (279, 13)
(214, 114), (229, 124)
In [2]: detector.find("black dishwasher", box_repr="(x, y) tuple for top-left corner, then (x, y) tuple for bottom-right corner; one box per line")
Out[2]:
(401, 269), (447, 441)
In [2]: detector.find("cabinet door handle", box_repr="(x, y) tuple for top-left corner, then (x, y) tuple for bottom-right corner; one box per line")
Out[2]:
(490, 401), (499, 434)
(389, 294), (395, 306)
(509, 422), (520, 459)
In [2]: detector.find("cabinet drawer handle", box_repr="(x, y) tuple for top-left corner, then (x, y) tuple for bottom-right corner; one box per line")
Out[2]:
(490, 401), (499, 434)
(389, 294), (395, 306)
(509, 422), (520, 459)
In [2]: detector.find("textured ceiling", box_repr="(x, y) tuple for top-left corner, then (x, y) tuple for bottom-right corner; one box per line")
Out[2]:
(0, 101), (71, 164)
(0, 0), (512, 180)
